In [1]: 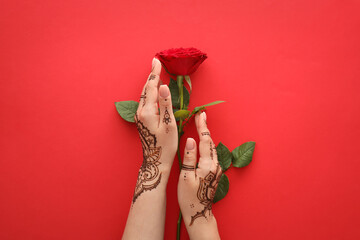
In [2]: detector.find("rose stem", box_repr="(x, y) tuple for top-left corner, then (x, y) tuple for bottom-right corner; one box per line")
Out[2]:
(177, 211), (182, 240)
(176, 75), (184, 240)
(177, 75), (184, 168)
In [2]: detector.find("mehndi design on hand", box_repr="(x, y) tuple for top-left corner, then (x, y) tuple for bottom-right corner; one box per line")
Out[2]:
(190, 164), (222, 226)
(163, 107), (171, 125)
(182, 164), (195, 171)
(148, 73), (156, 81)
(140, 87), (147, 107)
(132, 113), (162, 203)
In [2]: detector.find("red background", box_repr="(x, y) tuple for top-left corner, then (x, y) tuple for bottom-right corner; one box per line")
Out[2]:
(1, 0), (360, 239)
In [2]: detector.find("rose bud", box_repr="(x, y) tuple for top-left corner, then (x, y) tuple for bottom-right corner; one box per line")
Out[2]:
(155, 47), (207, 76)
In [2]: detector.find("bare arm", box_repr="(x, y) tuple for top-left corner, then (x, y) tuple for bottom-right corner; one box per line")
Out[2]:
(178, 112), (221, 240)
(122, 58), (177, 240)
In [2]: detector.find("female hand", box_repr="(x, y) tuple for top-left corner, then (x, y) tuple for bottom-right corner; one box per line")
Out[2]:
(123, 58), (177, 240)
(178, 112), (222, 239)
(132, 57), (178, 203)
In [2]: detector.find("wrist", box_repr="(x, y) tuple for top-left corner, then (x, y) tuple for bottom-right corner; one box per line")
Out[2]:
(141, 160), (173, 188)
(157, 165), (171, 183)
(158, 154), (176, 176)
(184, 214), (220, 240)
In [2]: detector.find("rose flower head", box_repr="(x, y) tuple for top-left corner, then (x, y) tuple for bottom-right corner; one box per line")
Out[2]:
(155, 47), (207, 76)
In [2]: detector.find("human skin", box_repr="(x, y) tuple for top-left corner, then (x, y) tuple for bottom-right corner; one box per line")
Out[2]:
(178, 112), (221, 240)
(122, 58), (177, 240)
(122, 58), (221, 240)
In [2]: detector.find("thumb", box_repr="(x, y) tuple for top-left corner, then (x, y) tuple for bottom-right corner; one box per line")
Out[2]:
(180, 138), (197, 181)
(159, 85), (175, 127)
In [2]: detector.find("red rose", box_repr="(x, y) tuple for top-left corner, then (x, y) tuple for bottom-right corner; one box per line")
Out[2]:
(155, 47), (207, 76)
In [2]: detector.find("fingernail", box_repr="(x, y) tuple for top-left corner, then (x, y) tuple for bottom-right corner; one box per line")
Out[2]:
(202, 112), (207, 122)
(186, 138), (195, 150)
(159, 85), (169, 98)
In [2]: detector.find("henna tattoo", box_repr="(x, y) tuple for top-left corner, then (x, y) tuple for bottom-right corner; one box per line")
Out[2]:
(148, 74), (156, 81)
(189, 165), (222, 226)
(163, 108), (171, 125)
(182, 164), (195, 171)
(132, 114), (162, 203)
(201, 132), (210, 136)
(140, 88), (147, 107)
(190, 204), (195, 208)
(166, 128), (169, 134)
(209, 142), (217, 160)
(140, 95), (146, 107)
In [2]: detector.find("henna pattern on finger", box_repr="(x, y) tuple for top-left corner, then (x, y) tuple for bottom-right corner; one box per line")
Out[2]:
(163, 108), (171, 125)
(148, 74), (156, 81)
(140, 87), (147, 107)
(201, 132), (210, 136)
(140, 95), (146, 107)
(189, 165), (222, 226)
(182, 164), (195, 171)
(209, 142), (217, 161)
(132, 113), (162, 204)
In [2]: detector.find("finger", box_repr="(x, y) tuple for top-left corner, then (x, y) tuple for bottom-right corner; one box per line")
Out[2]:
(137, 82), (148, 113)
(143, 58), (161, 114)
(181, 138), (197, 181)
(137, 58), (159, 112)
(195, 112), (214, 170)
(159, 85), (175, 129)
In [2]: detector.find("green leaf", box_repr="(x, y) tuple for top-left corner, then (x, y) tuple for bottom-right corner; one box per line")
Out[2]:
(169, 78), (190, 109)
(169, 78), (178, 107)
(216, 142), (232, 171)
(174, 110), (191, 120)
(184, 75), (192, 93)
(232, 142), (256, 168)
(213, 174), (229, 203)
(193, 101), (225, 113)
(183, 90), (190, 109)
(115, 101), (139, 123)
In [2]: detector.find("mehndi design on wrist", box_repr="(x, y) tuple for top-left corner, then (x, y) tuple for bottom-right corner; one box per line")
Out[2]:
(189, 164), (222, 226)
(132, 114), (162, 203)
